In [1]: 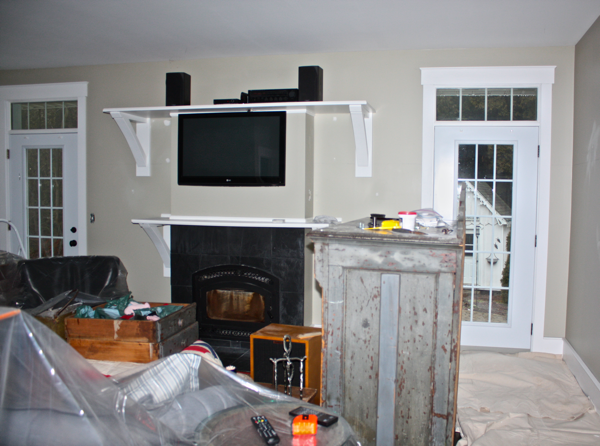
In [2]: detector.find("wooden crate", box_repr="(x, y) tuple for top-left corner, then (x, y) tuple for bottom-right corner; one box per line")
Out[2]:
(65, 302), (198, 363)
(250, 323), (322, 404)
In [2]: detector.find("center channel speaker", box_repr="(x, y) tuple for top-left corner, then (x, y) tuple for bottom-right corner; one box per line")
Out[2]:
(250, 323), (322, 403)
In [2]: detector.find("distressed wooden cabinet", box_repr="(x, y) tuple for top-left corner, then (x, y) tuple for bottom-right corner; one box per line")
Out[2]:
(308, 198), (465, 446)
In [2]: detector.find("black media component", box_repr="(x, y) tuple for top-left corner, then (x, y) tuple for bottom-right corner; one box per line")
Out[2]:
(166, 72), (191, 106)
(289, 406), (339, 427)
(298, 66), (323, 101)
(178, 111), (286, 186)
(241, 92), (248, 103)
(213, 98), (243, 104)
(248, 88), (299, 103)
(251, 416), (280, 445)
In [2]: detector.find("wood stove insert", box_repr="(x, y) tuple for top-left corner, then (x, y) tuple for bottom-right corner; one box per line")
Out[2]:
(193, 264), (279, 342)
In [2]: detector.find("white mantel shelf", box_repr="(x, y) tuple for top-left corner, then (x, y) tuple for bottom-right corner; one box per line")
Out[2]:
(103, 101), (375, 177)
(132, 215), (335, 276)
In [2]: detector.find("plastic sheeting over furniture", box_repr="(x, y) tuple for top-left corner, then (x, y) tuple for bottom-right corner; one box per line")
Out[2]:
(0, 253), (130, 310)
(0, 307), (359, 446)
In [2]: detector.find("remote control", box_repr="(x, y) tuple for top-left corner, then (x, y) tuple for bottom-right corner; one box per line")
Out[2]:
(251, 415), (280, 445)
(289, 406), (339, 427)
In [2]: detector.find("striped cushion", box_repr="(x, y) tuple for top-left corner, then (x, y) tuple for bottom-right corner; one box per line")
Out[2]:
(182, 340), (223, 367)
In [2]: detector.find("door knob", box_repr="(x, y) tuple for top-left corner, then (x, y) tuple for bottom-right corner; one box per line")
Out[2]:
(69, 240), (77, 247)
(70, 227), (77, 233)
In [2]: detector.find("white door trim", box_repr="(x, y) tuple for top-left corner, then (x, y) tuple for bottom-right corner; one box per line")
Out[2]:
(0, 82), (88, 255)
(420, 66), (562, 354)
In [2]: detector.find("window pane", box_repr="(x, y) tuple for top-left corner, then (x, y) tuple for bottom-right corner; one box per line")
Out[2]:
(52, 148), (62, 177)
(11, 103), (28, 130)
(496, 145), (513, 179)
(29, 102), (46, 129)
(53, 209), (63, 236)
(28, 208), (39, 236)
(462, 88), (485, 121)
(490, 290), (508, 323)
(462, 288), (473, 321)
(40, 209), (51, 236)
(28, 179), (38, 206)
(500, 227), (511, 291)
(472, 288), (490, 322)
(476, 182), (495, 212)
(46, 101), (63, 129)
(495, 182), (512, 213)
(52, 179), (63, 207)
(40, 180), (51, 207)
(462, 183), (478, 221)
(29, 238), (40, 259)
(477, 145), (494, 179)
(436, 89), (460, 121)
(53, 239), (64, 257)
(40, 148), (51, 177)
(41, 238), (52, 258)
(513, 88), (537, 120)
(27, 149), (38, 177)
(458, 144), (476, 179)
(64, 101), (78, 128)
(487, 88), (511, 121)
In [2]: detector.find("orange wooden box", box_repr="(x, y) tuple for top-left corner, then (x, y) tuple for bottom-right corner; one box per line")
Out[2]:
(65, 302), (198, 363)
(250, 323), (322, 404)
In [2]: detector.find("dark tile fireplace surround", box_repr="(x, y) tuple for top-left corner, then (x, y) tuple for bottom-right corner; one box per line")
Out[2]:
(170, 225), (306, 371)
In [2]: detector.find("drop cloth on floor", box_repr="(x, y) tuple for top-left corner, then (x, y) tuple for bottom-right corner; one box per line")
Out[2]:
(456, 351), (600, 446)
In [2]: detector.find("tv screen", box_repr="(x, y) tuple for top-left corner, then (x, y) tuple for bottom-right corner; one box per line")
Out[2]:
(178, 111), (286, 186)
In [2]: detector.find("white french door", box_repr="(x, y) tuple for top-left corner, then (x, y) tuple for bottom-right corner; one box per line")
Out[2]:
(9, 133), (80, 258)
(434, 126), (538, 349)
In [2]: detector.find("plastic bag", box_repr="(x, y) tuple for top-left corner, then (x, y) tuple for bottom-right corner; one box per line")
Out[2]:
(0, 307), (360, 445)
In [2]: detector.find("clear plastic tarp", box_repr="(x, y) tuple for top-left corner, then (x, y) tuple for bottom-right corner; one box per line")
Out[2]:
(0, 307), (359, 445)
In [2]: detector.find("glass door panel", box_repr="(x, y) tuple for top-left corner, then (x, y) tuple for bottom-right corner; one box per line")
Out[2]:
(458, 141), (513, 325)
(26, 147), (64, 258)
(434, 126), (538, 349)
(10, 133), (79, 259)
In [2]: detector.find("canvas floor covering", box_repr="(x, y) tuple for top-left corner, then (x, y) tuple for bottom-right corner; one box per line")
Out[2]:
(456, 351), (600, 445)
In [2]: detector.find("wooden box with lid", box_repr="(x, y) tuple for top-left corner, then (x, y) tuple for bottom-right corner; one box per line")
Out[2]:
(65, 302), (198, 363)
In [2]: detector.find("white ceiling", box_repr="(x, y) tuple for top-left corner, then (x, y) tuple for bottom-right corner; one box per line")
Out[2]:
(1, 0), (600, 71)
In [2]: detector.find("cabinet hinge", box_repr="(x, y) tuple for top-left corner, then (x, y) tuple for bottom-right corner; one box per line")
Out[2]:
(535, 235), (537, 247)
(538, 145), (540, 157)
(6, 149), (9, 159)
(531, 323), (533, 335)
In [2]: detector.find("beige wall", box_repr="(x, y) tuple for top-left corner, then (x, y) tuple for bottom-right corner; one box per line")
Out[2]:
(568, 15), (600, 380)
(0, 45), (574, 334)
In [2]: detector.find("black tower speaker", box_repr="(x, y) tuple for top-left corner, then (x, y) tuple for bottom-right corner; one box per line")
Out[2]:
(298, 66), (323, 102)
(166, 72), (191, 106)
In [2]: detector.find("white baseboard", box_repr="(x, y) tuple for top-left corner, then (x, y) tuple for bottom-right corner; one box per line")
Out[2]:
(531, 335), (564, 354)
(563, 338), (600, 411)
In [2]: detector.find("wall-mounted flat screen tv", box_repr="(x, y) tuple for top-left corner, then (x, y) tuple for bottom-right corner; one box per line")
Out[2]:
(178, 111), (286, 186)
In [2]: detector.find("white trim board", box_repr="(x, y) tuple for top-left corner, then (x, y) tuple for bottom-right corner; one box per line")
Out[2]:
(0, 82), (88, 254)
(563, 339), (600, 411)
(420, 66), (561, 354)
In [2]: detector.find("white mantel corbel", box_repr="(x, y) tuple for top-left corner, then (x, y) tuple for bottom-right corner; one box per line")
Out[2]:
(110, 111), (151, 176)
(349, 104), (373, 177)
